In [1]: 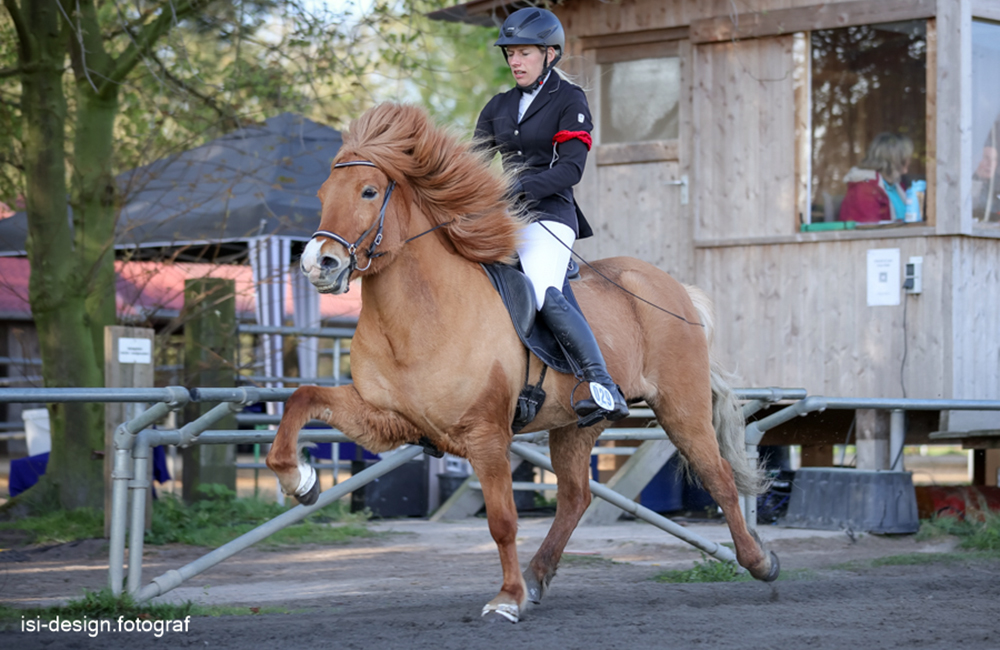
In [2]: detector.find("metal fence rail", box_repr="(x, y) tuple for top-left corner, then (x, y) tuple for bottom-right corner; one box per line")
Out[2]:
(2, 385), (999, 604)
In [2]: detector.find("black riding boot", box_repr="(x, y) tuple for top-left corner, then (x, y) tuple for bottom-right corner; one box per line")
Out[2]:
(539, 287), (628, 426)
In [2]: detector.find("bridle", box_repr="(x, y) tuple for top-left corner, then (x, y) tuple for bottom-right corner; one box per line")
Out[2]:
(312, 160), (396, 276)
(310, 160), (452, 285)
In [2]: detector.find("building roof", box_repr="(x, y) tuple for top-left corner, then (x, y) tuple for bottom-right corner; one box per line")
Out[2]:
(0, 113), (342, 258)
(425, 0), (522, 26)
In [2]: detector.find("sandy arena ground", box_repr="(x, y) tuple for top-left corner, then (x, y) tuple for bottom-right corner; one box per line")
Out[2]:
(1, 514), (998, 650)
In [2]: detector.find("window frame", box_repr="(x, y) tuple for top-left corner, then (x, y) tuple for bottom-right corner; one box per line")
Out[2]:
(584, 29), (685, 167)
(796, 18), (936, 232)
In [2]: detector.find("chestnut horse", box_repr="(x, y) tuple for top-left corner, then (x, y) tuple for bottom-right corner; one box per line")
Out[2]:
(266, 103), (778, 622)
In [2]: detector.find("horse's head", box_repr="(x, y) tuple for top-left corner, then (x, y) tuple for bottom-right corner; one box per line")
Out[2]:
(301, 160), (398, 294)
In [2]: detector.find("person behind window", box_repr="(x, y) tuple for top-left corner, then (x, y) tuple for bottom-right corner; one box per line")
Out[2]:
(839, 133), (914, 223)
(474, 7), (628, 425)
(973, 115), (998, 222)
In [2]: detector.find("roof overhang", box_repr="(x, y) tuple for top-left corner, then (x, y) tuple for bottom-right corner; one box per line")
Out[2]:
(426, 1), (534, 27)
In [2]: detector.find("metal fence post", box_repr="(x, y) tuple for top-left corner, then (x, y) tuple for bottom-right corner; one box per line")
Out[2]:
(108, 393), (187, 596)
(890, 409), (906, 471)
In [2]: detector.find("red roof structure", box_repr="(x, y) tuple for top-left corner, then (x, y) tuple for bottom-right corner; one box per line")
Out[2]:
(0, 257), (360, 323)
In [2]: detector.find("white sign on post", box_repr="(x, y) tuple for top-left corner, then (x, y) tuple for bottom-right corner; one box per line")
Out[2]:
(866, 248), (900, 306)
(118, 337), (152, 364)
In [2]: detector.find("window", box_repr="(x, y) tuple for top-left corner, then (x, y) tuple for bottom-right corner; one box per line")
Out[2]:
(808, 20), (927, 225)
(599, 56), (680, 144)
(972, 19), (1000, 224)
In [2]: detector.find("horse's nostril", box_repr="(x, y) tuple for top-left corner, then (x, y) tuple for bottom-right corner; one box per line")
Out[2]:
(320, 255), (339, 271)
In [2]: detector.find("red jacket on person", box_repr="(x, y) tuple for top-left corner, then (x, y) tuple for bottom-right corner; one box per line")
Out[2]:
(839, 167), (908, 223)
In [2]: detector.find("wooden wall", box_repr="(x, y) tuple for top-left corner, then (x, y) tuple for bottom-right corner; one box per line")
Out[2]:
(949, 237), (1000, 399)
(695, 236), (1000, 399)
(692, 36), (797, 241)
(547, 0), (1000, 399)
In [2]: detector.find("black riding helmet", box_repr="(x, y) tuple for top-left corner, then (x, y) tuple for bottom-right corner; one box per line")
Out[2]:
(494, 7), (564, 91)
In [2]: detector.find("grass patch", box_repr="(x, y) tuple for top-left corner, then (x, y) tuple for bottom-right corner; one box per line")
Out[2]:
(915, 511), (1000, 553)
(831, 550), (1000, 572)
(147, 485), (370, 548)
(651, 554), (751, 584)
(560, 553), (617, 567)
(0, 508), (103, 545)
(0, 485), (370, 549)
(0, 589), (289, 631)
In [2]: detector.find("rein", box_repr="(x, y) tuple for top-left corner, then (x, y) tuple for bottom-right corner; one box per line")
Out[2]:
(312, 160), (452, 281)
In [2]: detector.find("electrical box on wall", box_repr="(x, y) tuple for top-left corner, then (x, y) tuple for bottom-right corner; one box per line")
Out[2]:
(904, 256), (923, 294)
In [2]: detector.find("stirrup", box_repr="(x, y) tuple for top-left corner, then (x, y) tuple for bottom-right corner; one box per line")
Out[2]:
(572, 381), (628, 428)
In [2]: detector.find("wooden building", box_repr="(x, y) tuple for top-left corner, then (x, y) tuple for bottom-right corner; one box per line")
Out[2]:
(437, 1), (1000, 479)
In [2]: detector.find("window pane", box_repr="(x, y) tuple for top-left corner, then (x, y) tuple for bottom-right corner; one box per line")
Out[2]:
(973, 20), (1000, 223)
(810, 21), (926, 223)
(600, 57), (680, 144)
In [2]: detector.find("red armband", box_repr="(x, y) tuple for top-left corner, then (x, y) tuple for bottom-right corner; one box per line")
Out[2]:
(552, 130), (592, 151)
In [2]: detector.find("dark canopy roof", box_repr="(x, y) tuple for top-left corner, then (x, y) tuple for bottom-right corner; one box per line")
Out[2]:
(0, 113), (341, 259)
(425, 0), (522, 27)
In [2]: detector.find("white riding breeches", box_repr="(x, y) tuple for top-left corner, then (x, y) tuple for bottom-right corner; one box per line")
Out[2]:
(517, 220), (576, 309)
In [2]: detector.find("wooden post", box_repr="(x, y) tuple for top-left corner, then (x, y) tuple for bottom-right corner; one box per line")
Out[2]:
(104, 326), (155, 537)
(800, 444), (834, 467)
(182, 278), (237, 502)
(580, 440), (677, 526)
(856, 409), (891, 470)
(987, 450), (1000, 487)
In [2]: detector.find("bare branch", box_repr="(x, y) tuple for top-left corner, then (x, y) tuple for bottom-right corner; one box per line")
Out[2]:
(146, 48), (240, 130)
(0, 66), (22, 78)
(57, 0), (100, 93)
(103, 0), (208, 94)
(103, 4), (158, 39)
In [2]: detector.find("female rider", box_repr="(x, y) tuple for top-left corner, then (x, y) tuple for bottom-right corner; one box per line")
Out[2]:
(475, 7), (628, 425)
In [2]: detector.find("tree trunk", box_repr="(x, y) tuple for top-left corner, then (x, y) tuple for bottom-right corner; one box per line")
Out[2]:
(14, 0), (108, 510)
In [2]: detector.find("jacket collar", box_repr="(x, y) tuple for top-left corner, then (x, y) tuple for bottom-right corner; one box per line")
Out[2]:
(518, 73), (561, 124)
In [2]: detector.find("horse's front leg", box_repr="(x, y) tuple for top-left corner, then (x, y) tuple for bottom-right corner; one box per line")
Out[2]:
(469, 437), (527, 623)
(266, 385), (421, 505)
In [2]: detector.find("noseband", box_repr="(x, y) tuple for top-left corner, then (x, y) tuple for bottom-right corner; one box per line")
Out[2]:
(312, 160), (396, 278)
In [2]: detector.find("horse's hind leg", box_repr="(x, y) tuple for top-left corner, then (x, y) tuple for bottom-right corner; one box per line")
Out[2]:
(652, 398), (777, 581)
(522, 424), (602, 604)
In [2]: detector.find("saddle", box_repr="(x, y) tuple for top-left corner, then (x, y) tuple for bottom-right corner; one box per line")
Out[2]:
(482, 260), (584, 431)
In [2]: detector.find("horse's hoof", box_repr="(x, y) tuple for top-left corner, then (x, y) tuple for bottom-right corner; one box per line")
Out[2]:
(295, 480), (320, 506)
(481, 603), (519, 624)
(759, 550), (780, 582)
(522, 570), (544, 604)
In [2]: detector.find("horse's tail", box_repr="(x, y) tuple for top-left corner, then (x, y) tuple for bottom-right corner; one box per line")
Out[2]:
(684, 285), (769, 497)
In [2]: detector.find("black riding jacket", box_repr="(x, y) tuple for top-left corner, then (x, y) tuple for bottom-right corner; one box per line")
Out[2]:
(475, 74), (594, 238)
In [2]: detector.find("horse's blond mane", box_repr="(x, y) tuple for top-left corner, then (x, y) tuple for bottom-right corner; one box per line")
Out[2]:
(336, 103), (525, 264)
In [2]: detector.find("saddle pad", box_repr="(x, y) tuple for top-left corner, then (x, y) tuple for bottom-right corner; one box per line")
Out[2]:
(481, 262), (584, 376)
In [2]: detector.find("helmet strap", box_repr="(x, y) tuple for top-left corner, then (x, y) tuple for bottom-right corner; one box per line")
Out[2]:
(517, 49), (562, 93)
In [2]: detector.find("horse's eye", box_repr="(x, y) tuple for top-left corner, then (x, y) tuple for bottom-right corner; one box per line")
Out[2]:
(362, 187), (378, 200)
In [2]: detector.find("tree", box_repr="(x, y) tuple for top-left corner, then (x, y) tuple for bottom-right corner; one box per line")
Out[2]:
(0, 0), (506, 514)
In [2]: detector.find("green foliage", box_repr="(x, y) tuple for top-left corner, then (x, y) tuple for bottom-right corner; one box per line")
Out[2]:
(0, 507), (104, 545)
(146, 485), (371, 548)
(651, 554), (750, 584)
(916, 511), (1000, 553)
(0, 485), (369, 549)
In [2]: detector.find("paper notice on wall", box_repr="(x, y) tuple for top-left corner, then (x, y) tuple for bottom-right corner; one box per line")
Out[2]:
(866, 248), (900, 306)
(119, 337), (152, 364)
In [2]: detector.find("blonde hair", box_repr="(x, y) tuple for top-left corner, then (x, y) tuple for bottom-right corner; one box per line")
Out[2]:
(860, 133), (914, 184)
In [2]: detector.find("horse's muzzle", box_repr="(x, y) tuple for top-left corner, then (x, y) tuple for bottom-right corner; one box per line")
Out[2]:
(302, 247), (351, 294)
(308, 263), (352, 294)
